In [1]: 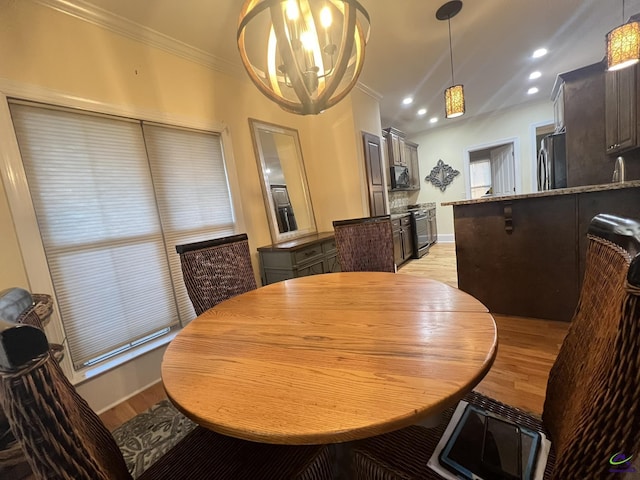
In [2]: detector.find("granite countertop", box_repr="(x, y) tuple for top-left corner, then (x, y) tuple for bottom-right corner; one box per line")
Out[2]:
(390, 202), (437, 217)
(442, 180), (640, 207)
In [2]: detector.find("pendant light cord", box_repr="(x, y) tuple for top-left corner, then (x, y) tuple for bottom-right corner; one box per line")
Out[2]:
(623, 0), (625, 23)
(448, 16), (455, 85)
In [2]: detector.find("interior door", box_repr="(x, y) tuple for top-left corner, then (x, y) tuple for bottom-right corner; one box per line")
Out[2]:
(362, 131), (387, 216)
(490, 144), (515, 196)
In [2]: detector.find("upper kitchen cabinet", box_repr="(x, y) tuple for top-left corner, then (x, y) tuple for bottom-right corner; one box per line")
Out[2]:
(383, 127), (420, 191)
(383, 127), (406, 166)
(404, 140), (420, 190)
(605, 63), (638, 154)
(552, 62), (609, 187)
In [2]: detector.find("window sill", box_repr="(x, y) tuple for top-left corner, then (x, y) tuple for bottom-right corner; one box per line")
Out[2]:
(71, 329), (179, 385)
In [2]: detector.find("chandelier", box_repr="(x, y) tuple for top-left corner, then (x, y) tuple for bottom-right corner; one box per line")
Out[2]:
(607, 0), (640, 71)
(237, 0), (370, 115)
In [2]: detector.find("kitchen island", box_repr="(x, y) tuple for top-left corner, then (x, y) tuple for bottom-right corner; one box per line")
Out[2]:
(443, 181), (640, 321)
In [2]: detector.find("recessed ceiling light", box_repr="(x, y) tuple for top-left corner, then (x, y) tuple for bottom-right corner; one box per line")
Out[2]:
(532, 48), (547, 58)
(529, 71), (542, 80)
(429, 117), (438, 124)
(528, 87), (539, 95)
(417, 108), (427, 116)
(402, 97), (414, 105)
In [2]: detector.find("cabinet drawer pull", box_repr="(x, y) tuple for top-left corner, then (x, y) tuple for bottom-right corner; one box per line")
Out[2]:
(304, 249), (318, 257)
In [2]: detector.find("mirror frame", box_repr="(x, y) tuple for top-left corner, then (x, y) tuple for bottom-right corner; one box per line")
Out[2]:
(249, 118), (317, 244)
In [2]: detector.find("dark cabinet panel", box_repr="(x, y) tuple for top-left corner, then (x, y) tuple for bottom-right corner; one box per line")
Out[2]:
(392, 215), (414, 267)
(455, 195), (579, 321)
(558, 62), (609, 187)
(605, 65), (637, 154)
(383, 127), (406, 166)
(362, 131), (387, 216)
(384, 128), (420, 191)
(405, 140), (420, 191)
(453, 186), (640, 321)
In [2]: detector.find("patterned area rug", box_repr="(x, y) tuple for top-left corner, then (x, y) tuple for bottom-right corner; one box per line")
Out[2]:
(112, 400), (197, 479)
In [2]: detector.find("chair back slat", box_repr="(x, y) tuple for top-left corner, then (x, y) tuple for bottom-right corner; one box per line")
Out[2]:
(543, 214), (640, 479)
(176, 234), (257, 315)
(333, 215), (395, 273)
(0, 322), (131, 480)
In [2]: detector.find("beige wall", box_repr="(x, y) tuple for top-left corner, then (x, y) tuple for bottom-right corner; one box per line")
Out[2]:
(0, 1), (373, 411)
(409, 101), (553, 238)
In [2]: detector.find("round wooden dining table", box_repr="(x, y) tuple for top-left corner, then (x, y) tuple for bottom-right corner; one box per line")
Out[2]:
(162, 272), (497, 445)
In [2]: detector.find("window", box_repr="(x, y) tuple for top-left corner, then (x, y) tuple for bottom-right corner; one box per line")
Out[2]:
(9, 100), (235, 371)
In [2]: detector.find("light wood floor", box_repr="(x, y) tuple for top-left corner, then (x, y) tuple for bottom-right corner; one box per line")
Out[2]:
(100, 242), (570, 431)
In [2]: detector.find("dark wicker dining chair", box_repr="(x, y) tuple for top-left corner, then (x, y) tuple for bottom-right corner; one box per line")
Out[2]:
(176, 233), (257, 315)
(333, 215), (395, 273)
(0, 320), (335, 480)
(350, 213), (640, 479)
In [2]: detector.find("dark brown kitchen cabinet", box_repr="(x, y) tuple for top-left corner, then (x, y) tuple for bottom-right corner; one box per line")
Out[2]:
(605, 64), (638, 154)
(450, 184), (640, 321)
(391, 215), (413, 267)
(405, 140), (420, 191)
(383, 127), (421, 191)
(383, 127), (406, 166)
(552, 62), (612, 186)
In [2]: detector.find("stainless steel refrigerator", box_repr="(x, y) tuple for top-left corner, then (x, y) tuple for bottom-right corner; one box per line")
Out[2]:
(537, 132), (567, 190)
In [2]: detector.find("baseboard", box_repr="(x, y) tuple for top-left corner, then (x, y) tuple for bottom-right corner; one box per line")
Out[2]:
(437, 234), (455, 243)
(95, 378), (162, 415)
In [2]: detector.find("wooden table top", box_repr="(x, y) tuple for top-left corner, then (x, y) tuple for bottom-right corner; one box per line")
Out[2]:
(162, 272), (497, 445)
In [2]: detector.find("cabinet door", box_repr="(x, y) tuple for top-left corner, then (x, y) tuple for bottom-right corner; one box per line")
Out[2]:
(297, 259), (325, 277)
(362, 132), (387, 216)
(384, 131), (405, 166)
(401, 227), (414, 260)
(324, 255), (341, 273)
(392, 228), (403, 265)
(605, 66), (637, 153)
(405, 142), (420, 190)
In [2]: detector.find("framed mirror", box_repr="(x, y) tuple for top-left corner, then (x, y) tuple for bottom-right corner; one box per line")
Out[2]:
(249, 119), (317, 244)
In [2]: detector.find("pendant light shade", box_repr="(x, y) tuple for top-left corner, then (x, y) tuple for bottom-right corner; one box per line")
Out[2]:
(237, 0), (370, 115)
(445, 84), (465, 118)
(437, 1), (465, 119)
(607, 21), (640, 71)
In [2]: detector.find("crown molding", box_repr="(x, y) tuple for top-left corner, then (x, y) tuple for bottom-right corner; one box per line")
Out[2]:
(32, 0), (375, 103)
(356, 82), (383, 101)
(33, 0), (245, 76)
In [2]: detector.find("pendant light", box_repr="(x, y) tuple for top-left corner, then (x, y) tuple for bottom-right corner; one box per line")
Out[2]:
(237, 0), (370, 115)
(437, 1), (465, 119)
(607, 0), (640, 71)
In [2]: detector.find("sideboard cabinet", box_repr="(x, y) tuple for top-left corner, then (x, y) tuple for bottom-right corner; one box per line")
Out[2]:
(258, 232), (340, 285)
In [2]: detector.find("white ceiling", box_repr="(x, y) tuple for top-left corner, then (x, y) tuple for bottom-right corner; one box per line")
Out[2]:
(63, 0), (640, 134)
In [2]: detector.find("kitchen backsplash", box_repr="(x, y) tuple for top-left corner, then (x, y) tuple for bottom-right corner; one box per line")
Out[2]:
(389, 191), (410, 213)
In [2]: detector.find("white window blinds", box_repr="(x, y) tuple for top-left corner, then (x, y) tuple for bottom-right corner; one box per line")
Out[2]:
(9, 101), (235, 370)
(142, 123), (235, 323)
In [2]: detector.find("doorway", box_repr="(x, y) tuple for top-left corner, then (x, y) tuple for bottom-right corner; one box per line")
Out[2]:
(464, 138), (520, 200)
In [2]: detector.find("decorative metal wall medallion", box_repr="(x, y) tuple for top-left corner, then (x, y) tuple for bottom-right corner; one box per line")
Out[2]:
(426, 159), (459, 192)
